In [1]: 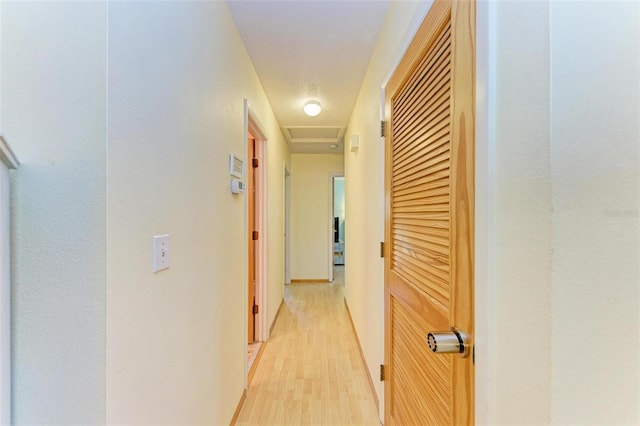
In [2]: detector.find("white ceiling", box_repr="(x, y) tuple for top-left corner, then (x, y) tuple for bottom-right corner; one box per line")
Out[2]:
(226, 0), (390, 154)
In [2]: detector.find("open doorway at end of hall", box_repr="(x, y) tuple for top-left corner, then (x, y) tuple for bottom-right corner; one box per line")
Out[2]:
(331, 175), (345, 284)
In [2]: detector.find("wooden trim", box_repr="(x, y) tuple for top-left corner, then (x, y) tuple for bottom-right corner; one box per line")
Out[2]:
(344, 298), (380, 410)
(449, 1), (476, 424)
(228, 390), (246, 426)
(290, 279), (329, 284)
(248, 136), (256, 344)
(247, 342), (267, 386)
(269, 298), (285, 336)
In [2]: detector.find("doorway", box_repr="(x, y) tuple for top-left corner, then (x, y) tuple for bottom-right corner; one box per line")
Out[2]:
(244, 100), (268, 384)
(284, 166), (291, 285)
(248, 134), (258, 344)
(330, 174), (345, 283)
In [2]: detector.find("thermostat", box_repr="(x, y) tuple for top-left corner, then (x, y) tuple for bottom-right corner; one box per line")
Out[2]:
(231, 178), (244, 194)
(229, 153), (244, 178)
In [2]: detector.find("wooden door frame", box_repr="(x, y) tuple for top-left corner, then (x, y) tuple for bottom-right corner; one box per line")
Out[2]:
(243, 100), (269, 381)
(248, 135), (256, 344)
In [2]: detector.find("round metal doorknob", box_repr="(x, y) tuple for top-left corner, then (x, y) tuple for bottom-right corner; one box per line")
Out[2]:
(426, 328), (470, 358)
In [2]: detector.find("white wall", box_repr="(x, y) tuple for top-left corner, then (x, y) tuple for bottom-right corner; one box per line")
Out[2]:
(107, 2), (288, 424)
(1, 2), (108, 423)
(290, 154), (343, 280)
(476, 1), (553, 424)
(0, 160), (8, 425)
(478, 1), (639, 424)
(549, 1), (639, 424)
(1, 1), (289, 424)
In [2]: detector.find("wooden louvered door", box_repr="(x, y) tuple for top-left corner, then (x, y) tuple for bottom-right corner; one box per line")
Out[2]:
(384, 0), (475, 425)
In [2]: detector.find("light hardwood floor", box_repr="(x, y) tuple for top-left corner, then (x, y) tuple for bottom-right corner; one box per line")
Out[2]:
(236, 268), (381, 425)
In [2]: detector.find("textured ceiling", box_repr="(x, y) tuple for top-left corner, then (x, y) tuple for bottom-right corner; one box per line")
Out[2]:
(226, 0), (390, 153)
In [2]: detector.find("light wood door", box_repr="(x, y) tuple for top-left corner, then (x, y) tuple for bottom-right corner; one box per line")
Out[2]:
(248, 137), (257, 343)
(384, 1), (475, 424)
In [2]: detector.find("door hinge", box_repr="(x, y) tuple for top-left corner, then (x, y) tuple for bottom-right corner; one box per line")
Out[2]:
(253, 304), (259, 315)
(252, 158), (259, 168)
(380, 120), (386, 138)
(252, 230), (259, 240)
(380, 241), (385, 258)
(380, 364), (385, 381)
(473, 345), (475, 365)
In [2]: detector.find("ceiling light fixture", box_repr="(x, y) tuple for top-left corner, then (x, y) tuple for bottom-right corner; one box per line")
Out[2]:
(303, 101), (322, 117)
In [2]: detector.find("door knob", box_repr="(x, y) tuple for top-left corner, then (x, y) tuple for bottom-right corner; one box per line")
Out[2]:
(426, 328), (470, 358)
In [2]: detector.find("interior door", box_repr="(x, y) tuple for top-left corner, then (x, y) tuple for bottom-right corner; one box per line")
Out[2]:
(384, 1), (475, 424)
(248, 137), (257, 343)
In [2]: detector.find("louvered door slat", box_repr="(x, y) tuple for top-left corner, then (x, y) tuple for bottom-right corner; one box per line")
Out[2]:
(393, 123), (450, 169)
(392, 70), (451, 143)
(393, 177), (449, 198)
(393, 244), (450, 282)
(392, 154), (449, 187)
(392, 227), (449, 249)
(392, 94), (450, 157)
(393, 148), (450, 182)
(392, 24), (452, 116)
(393, 171), (449, 194)
(393, 186), (449, 204)
(393, 220), (449, 237)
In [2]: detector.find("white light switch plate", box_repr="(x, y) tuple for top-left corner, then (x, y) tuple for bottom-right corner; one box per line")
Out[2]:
(152, 234), (170, 273)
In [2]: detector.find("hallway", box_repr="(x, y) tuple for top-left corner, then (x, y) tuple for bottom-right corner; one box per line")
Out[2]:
(236, 269), (380, 425)
(1, 1), (639, 424)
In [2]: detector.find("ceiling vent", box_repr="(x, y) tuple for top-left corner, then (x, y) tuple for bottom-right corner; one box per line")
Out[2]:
(282, 126), (345, 154)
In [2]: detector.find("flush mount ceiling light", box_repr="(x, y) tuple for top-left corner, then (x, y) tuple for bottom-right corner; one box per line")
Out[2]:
(303, 101), (322, 117)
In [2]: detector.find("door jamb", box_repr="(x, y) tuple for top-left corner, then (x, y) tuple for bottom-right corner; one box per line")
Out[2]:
(474, 2), (494, 424)
(243, 100), (269, 383)
(0, 136), (18, 426)
(284, 165), (291, 285)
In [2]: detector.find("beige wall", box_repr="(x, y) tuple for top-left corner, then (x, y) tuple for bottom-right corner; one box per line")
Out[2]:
(107, 2), (288, 424)
(2, 1), (289, 424)
(1, 2), (108, 423)
(263, 119), (291, 339)
(290, 154), (343, 280)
